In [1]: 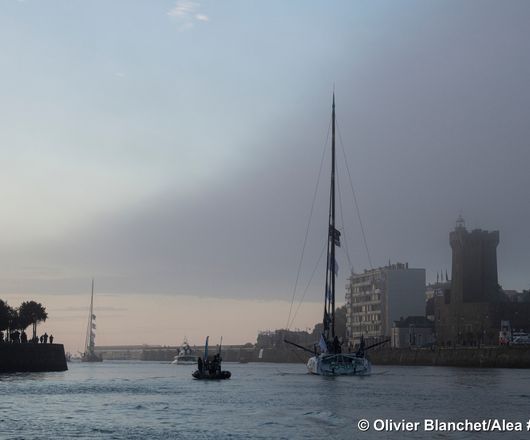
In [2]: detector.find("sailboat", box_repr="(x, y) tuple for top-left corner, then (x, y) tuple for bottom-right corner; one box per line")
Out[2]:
(286, 95), (381, 376)
(81, 279), (103, 363)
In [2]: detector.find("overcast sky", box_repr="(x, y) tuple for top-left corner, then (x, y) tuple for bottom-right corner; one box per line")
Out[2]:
(1, 1), (529, 349)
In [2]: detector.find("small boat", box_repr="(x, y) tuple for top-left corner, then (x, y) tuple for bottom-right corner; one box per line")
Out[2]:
(81, 279), (103, 363)
(171, 339), (198, 365)
(192, 336), (231, 380)
(192, 369), (231, 380)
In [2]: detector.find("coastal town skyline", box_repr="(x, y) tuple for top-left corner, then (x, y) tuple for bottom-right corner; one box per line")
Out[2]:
(1, 1), (530, 353)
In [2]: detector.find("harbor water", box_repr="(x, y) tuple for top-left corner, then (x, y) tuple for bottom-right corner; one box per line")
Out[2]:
(2, 361), (529, 439)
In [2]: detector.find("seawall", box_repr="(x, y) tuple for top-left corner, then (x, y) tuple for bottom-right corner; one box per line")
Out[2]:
(0, 344), (68, 372)
(230, 346), (530, 368)
(368, 347), (530, 368)
(94, 344), (530, 368)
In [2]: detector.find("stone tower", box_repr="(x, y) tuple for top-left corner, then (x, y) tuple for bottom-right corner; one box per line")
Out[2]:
(449, 216), (500, 304)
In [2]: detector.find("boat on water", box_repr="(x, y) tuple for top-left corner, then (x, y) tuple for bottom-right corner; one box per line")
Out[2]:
(81, 279), (103, 363)
(171, 339), (198, 365)
(286, 94), (387, 376)
(192, 336), (231, 380)
(307, 336), (371, 376)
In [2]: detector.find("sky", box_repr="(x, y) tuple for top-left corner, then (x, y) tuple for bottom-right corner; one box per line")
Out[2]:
(1, 1), (529, 353)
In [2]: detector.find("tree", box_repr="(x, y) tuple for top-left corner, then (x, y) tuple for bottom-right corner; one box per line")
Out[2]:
(7, 307), (19, 332)
(0, 301), (20, 342)
(18, 301), (48, 340)
(0, 300), (18, 329)
(0, 299), (11, 332)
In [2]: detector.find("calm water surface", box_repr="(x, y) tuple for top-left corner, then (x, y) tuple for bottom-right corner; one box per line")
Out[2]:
(1, 361), (529, 439)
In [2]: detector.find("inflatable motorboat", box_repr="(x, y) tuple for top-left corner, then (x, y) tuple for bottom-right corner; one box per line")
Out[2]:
(192, 336), (231, 380)
(192, 370), (231, 380)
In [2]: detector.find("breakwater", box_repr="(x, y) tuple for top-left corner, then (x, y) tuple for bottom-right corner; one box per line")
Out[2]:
(227, 346), (530, 368)
(95, 344), (530, 368)
(96, 345), (311, 363)
(368, 346), (530, 368)
(0, 344), (68, 372)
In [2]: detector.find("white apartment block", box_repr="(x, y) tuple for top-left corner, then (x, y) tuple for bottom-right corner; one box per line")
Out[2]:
(345, 262), (426, 347)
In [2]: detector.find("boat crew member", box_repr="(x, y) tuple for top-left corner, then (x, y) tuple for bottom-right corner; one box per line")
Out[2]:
(333, 336), (341, 353)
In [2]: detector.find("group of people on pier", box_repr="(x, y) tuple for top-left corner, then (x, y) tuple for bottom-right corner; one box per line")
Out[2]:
(0, 331), (54, 344)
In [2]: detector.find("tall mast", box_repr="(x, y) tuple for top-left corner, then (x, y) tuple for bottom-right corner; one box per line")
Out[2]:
(90, 278), (94, 320)
(86, 279), (95, 352)
(330, 93), (336, 339)
(323, 94), (337, 346)
(90, 279), (94, 350)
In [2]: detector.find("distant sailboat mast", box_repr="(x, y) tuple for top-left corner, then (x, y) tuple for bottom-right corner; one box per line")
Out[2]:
(81, 278), (102, 362)
(85, 278), (96, 354)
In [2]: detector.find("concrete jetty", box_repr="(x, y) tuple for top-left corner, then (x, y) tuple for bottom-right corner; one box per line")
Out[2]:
(0, 344), (68, 372)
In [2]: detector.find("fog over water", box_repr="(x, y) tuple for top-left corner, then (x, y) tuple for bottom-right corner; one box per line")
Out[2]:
(0, 1), (529, 347)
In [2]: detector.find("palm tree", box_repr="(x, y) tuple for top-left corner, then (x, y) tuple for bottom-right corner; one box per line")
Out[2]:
(0, 299), (11, 332)
(0, 301), (20, 342)
(7, 307), (20, 342)
(18, 301), (48, 341)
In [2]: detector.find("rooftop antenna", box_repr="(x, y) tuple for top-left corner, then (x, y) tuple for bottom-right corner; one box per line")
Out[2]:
(456, 213), (465, 230)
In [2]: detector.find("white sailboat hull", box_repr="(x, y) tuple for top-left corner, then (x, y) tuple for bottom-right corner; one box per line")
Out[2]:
(171, 355), (198, 365)
(307, 353), (371, 376)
